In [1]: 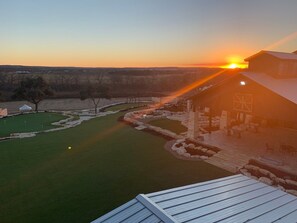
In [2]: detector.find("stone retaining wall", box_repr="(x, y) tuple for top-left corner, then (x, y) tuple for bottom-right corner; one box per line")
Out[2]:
(239, 158), (297, 196)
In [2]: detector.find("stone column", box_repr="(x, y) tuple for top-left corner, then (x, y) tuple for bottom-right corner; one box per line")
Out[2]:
(220, 110), (229, 130)
(187, 101), (200, 139)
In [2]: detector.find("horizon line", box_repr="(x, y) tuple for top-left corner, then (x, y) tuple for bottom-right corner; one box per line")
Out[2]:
(0, 64), (224, 69)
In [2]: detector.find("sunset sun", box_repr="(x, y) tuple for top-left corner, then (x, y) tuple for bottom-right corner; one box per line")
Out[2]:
(228, 63), (239, 69)
(221, 56), (248, 69)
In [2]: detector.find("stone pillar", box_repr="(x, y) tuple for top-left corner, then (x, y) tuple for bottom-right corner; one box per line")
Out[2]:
(186, 100), (192, 112)
(187, 102), (200, 139)
(220, 110), (229, 130)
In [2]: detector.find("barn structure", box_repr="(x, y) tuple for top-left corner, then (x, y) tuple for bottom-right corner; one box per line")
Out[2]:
(187, 50), (297, 140)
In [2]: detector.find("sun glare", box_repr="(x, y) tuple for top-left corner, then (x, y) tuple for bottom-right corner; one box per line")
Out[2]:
(221, 63), (246, 69)
(220, 55), (248, 69)
(228, 63), (238, 69)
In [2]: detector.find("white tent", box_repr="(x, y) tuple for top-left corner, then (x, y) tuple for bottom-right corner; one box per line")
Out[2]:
(0, 108), (8, 117)
(19, 104), (32, 112)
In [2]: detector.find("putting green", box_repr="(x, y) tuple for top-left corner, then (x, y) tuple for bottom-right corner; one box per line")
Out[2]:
(0, 110), (230, 223)
(0, 112), (67, 137)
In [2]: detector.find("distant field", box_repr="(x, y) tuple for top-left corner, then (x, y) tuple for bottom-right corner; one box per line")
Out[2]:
(0, 112), (67, 137)
(0, 108), (230, 223)
(148, 118), (188, 134)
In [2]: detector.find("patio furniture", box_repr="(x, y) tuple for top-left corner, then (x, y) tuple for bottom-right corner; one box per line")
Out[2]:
(248, 122), (259, 133)
(232, 125), (243, 138)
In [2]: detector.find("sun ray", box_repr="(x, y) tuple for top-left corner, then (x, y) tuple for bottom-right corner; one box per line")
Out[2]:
(129, 69), (232, 121)
(264, 31), (297, 50)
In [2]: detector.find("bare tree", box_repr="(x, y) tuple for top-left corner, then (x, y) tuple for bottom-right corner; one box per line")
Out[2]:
(80, 84), (110, 114)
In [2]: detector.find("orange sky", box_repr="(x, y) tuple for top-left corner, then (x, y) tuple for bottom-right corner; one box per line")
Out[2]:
(1, 1), (297, 68)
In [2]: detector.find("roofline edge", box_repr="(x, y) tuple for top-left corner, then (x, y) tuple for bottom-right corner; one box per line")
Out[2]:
(136, 194), (178, 223)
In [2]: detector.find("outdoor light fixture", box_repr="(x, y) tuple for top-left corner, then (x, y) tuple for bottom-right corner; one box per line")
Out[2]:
(240, 81), (246, 86)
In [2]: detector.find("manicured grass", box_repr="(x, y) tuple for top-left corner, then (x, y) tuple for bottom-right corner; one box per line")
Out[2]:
(0, 112), (67, 137)
(149, 118), (188, 134)
(0, 111), (230, 223)
(104, 102), (147, 112)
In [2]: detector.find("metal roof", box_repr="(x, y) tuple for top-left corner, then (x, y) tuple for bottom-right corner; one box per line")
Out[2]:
(91, 174), (297, 223)
(241, 72), (297, 105)
(245, 50), (297, 61)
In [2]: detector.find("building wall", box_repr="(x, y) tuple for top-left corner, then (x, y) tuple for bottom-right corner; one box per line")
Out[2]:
(278, 60), (297, 77)
(192, 75), (297, 129)
(248, 54), (297, 78)
(248, 54), (280, 77)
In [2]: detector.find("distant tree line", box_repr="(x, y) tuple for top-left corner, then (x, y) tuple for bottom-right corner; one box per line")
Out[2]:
(0, 66), (221, 102)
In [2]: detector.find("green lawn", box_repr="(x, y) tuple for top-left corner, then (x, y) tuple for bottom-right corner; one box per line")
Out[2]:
(104, 102), (147, 112)
(0, 113), (67, 137)
(148, 118), (188, 134)
(0, 111), (230, 223)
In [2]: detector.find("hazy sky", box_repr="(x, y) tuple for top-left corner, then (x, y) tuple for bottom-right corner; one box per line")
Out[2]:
(1, 0), (297, 67)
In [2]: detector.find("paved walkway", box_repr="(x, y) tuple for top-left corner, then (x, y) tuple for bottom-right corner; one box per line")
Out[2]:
(202, 127), (297, 173)
(206, 149), (250, 173)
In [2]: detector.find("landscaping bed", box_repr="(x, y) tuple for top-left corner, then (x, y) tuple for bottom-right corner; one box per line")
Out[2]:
(171, 138), (220, 160)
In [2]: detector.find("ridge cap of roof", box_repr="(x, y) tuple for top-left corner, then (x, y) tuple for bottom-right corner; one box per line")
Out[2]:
(136, 194), (178, 223)
(245, 50), (297, 61)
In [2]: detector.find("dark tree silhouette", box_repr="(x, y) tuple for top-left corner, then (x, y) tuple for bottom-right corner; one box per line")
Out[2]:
(12, 77), (53, 112)
(80, 84), (110, 114)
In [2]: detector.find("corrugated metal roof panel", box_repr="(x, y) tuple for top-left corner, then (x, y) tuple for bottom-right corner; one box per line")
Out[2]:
(216, 194), (295, 223)
(147, 175), (242, 198)
(140, 214), (163, 223)
(165, 183), (268, 215)
(174, 189), (283, 222)
(120, 208), (153, 223)
(155, 179), (260, 209)
(148, 175), (245, 203)
(250, 199), (297, 223)
(91, 198), (161, 223)
(274, 209), (297, 223)
(241, 72), (297, 105)
(92, 175), (297, 223)
(91, 199), (137, 223)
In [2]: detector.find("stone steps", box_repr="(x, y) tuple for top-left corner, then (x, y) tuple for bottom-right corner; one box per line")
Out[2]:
(210, 157), (245, 167)
(213, 154), (249, 164)
(206, 150), (250, 173)
(206, 159), (238, 173)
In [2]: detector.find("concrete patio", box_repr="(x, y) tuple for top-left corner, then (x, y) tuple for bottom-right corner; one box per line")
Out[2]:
(202, 125), (297, 172)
